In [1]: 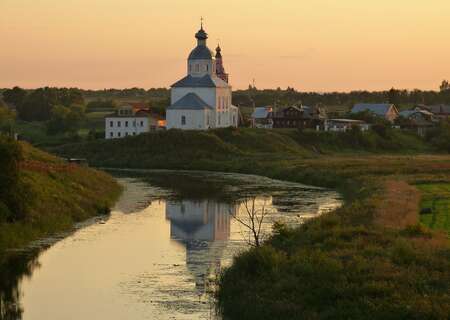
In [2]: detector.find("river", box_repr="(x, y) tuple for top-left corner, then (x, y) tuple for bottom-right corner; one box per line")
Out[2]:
(0, 170), (341, 320)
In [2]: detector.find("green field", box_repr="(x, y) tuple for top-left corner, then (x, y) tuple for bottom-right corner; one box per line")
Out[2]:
(418, 183), (450, 235)
(14, 111), (108, 147)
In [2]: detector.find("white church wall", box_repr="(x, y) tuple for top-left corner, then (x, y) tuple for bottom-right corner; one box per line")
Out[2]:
(214, 87), (233, 127)
(166, 109), (210, 130)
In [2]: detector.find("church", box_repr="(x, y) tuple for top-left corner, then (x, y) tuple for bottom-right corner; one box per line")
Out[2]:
(166, 23), (239, 130)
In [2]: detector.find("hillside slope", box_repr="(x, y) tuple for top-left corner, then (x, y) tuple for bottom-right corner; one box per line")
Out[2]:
(52, 127), (431, 171)
(0, 140), (122, 253)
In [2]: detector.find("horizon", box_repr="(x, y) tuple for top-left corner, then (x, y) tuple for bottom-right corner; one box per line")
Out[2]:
(1, 0), (449, 91)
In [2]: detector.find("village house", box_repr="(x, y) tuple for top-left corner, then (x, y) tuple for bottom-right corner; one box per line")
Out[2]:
(105, 105), (165, 139)
(424, 105), (450, 119)
(166, 23), (239, 130)
(351, 103), (399, 122)
(325, 119), (370, 132)
(250, 106), (273, 128)
(271, 105), (327, 129)
(398, 109), (437, 136)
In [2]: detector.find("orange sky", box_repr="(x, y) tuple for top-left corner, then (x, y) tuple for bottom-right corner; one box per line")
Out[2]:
(1, 0), (449, 91)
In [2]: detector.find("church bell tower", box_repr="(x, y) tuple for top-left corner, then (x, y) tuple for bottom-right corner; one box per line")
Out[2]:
(215, 45), (229, 83)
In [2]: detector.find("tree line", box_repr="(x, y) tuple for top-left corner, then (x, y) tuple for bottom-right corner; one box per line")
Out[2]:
(1, 82), (449, 132)
(234, 80), (450, 109)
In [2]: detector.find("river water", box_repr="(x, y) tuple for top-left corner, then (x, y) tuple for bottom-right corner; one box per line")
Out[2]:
(0, 170), (341, 320)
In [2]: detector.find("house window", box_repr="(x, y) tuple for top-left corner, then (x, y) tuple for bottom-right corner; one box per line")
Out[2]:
(125, 121), (128, 127)
(117, 121), (121, 127)
(125, 132), (129, 136)
(110, 132), (113, 138)
(118, 132), (121, 137)
(133, 132), (136, 135)
(133, 120), (136, 127)
(140, 121), (144, 127)
(110, 121), (113, 127)
(181, 115), (186, 125)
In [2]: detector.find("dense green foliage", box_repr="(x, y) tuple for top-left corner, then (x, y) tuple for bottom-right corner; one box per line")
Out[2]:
(2, 87), (84, 121)
(0, 137), (25, 222)
(46, 105), (85, 135)
(425, 122), (450, 153)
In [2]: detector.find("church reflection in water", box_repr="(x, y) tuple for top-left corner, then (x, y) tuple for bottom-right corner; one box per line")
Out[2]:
(165, 199), (236, 295)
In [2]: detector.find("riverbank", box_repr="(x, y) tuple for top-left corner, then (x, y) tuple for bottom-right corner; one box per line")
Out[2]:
(52, 128), (450, 319)
(0, 140), (122, 255)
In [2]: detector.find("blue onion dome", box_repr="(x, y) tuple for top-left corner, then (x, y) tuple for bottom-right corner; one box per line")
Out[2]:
(189, 26), (213, 60)
(195, 27), (208, 40)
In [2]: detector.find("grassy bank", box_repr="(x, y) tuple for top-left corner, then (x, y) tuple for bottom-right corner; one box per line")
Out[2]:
(51, 128), (450, 319)
(0, 141), (122, 254)
(418, 183), (450, 236)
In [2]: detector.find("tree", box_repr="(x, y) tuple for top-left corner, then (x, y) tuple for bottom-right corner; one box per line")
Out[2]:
(440, 80), (450, 92)
(388, 87), (400, 104)
(0, 104), (16, 135)
(16, 87), (85, 122)
(0, 137), (25, 222)
(46, 105), (85, 135)
(229, 198), (271, 247)
(2, 86), (27, 107)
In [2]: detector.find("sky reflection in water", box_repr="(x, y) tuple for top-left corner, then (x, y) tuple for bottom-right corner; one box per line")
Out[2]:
(0, 171), (341, 320)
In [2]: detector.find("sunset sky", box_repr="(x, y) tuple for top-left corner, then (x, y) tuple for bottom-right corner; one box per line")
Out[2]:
(1, 0), (449, 91)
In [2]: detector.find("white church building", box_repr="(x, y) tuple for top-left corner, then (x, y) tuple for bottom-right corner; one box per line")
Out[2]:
(166, 24), (239, 130)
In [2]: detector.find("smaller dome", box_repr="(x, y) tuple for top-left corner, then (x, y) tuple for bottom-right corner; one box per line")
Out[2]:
(215, 45), (222, 58)
(188, 45), (213, 60)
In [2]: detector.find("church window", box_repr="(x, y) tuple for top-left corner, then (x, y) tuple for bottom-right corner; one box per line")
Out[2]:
(181, 115), (186, 125)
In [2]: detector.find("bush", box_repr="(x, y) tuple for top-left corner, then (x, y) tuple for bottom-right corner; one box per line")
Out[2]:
(0, 137), (25, 221)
